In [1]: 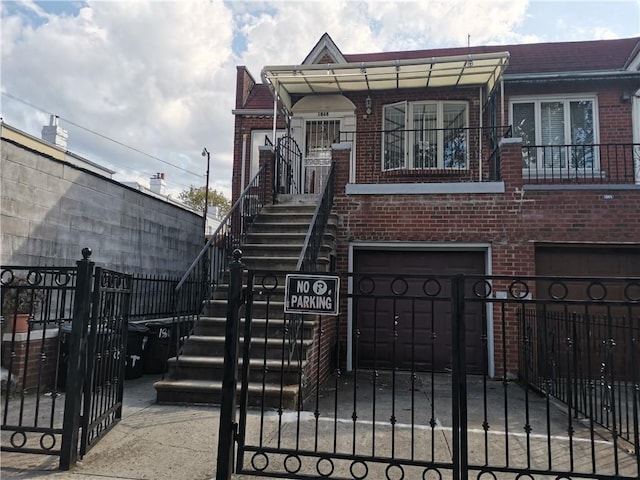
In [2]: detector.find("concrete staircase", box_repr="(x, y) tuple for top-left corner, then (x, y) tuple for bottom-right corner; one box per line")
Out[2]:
(154, 198), (337, 408)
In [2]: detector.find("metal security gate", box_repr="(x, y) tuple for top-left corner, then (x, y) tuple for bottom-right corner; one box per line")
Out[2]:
(1, 249), (131, 470)
(217, 265), (640, 480)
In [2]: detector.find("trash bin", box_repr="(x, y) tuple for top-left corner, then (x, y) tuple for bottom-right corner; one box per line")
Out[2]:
(57, 323), (115, 390)
(143, 318), (175, 374)
(143, 318), (194, 374)
(125, 322), (149, 379)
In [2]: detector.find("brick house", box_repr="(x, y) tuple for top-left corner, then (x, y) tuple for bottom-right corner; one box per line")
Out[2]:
(231, 33), (640, 377)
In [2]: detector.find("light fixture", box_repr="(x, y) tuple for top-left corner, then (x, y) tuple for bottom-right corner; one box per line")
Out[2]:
(620, 90), (631, 102)
(365, 95), (372, 115)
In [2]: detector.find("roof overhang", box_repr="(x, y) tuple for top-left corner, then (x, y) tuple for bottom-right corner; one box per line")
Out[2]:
(262, 51), (510, 112)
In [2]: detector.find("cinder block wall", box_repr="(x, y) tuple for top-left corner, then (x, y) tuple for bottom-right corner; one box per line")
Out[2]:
(1, 139), (203, 276)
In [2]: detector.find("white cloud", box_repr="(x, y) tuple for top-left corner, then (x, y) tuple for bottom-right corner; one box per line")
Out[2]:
(2, 0), (235, 196)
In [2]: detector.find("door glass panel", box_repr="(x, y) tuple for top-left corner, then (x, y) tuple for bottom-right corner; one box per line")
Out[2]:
(570, 100), (595, 169)
(442, 103), (467, 168)
(513, 103), (536, 168)
(412, 104), (437, 168)
(383, 103), (406, 169)
(541, 101), (565, 168)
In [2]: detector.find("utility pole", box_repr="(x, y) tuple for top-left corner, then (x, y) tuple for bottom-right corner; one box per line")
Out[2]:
(202, 147), (211, 236)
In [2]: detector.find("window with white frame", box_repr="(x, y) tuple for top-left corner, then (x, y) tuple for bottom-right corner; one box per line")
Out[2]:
(511, 95), (598, 172)
(382, 101), (468, 170)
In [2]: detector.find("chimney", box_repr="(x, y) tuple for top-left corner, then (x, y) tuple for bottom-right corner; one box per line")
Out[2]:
(150, 172), (166, 194)
(41, 115), (68, 149)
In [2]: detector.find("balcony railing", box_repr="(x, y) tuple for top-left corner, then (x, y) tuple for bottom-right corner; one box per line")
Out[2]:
(522, 143), (640, 185)
(337, 125), (512, 184)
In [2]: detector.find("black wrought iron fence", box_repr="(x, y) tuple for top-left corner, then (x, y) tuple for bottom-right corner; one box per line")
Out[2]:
(129, 274), (178, 320)
(1, 251), (133, 470)
(220, 271), (639, 480)
(520, 306), (640, 445)
(522, 143), (640, 184)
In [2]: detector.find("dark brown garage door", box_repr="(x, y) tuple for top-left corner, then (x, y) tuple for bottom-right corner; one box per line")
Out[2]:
(535, 244), (640, 300)
(353, 250), (486, 374)
(534, 244), (640, 380)
(536, 245), (640, 279)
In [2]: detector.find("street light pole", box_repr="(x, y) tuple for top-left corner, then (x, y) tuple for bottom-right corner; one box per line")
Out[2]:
(202, 147), (211, 236)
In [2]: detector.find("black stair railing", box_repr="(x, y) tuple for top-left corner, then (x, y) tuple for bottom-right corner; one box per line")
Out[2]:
(275, 135), (303, 197)
(286, 162), (336, 363)
(296, 162), (336, 272)
(165, 164), (269, 376)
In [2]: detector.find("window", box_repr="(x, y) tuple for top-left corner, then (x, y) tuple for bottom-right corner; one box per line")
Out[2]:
(382, 101), (468, 170)
(511, 96), (597, 171)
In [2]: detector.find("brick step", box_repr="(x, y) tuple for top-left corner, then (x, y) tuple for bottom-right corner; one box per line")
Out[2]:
(244, 231), (336, 245)
(204, 299), (286, 319)
(195, 316), (316, 339)
(181, 335), (313, 360)
(154, 379), (300, 409)
(247, 222), (316, 235)
(165, 355), (305, 384)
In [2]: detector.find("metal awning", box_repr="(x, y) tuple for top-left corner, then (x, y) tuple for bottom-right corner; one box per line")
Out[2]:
(262, 51), (510, 111)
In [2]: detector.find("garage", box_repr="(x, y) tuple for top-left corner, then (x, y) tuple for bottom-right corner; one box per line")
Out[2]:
(535, 244), (640, 300)
(534, 244), (640, 381)
(352, 249), (486, 374)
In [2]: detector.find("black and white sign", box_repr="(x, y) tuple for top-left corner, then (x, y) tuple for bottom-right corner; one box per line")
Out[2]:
(284, 274), (340, 315)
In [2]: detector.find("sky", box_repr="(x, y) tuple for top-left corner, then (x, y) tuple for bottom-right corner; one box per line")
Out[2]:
(1, 0), (639, 200)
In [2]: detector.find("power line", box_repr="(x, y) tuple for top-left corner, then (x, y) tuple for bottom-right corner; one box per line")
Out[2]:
(1, 92), (202, 180)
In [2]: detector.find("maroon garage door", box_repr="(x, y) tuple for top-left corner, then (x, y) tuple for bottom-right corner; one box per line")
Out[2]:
(353, 250), (486, 374)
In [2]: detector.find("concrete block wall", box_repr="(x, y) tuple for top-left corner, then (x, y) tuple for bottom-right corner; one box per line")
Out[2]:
(1, 139), (203, 277)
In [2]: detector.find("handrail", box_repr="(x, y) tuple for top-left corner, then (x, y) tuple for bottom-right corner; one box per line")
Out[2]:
(165, 162), (270, 377)
(175, 164), (267, 291)
(296, 162), (336, 272)
(287, 162), (336, 363)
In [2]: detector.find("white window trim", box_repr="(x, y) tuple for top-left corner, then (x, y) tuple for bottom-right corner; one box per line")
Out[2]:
(382, 100), (470, 171)
(509, 93), (600, 175)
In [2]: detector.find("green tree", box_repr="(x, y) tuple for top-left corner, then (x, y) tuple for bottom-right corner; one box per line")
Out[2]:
(178, 186), (231, 217)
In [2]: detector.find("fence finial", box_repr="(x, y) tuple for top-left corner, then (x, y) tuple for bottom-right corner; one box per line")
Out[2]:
(81, 248), (92, 259)
(232, 249), (243, 262)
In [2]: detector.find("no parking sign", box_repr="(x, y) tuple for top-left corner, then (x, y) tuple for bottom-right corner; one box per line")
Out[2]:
(284, 274), (340, 315)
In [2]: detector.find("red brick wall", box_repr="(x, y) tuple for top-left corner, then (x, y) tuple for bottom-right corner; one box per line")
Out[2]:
(331, 141), (640, 375)
(232, 115), (285, 202)
(2, 334), (59, 392)
(302, 314), (339, 402)
(231, 76), (639, 377)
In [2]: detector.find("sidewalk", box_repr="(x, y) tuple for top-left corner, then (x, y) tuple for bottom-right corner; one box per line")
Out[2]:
(1, 375), (223, 480)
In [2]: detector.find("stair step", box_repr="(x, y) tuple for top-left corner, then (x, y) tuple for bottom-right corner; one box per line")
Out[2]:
(181, 335), (313, 360)
(154, 379), (300, 409)
(158, 202), (338, 406)
(195, 316), (316, 338)
(165, 356), (305, 384)
(205, 299), (286, 319)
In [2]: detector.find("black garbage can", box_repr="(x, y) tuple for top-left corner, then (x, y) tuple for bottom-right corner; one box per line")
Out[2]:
(143, 319), (174, 374)
(125, 322), (149, 379)
(143, 318), (194, 374)
(57, 323), (114, 390)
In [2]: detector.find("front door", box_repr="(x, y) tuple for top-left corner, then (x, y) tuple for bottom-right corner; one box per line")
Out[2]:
(304, 119), (340, 193)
